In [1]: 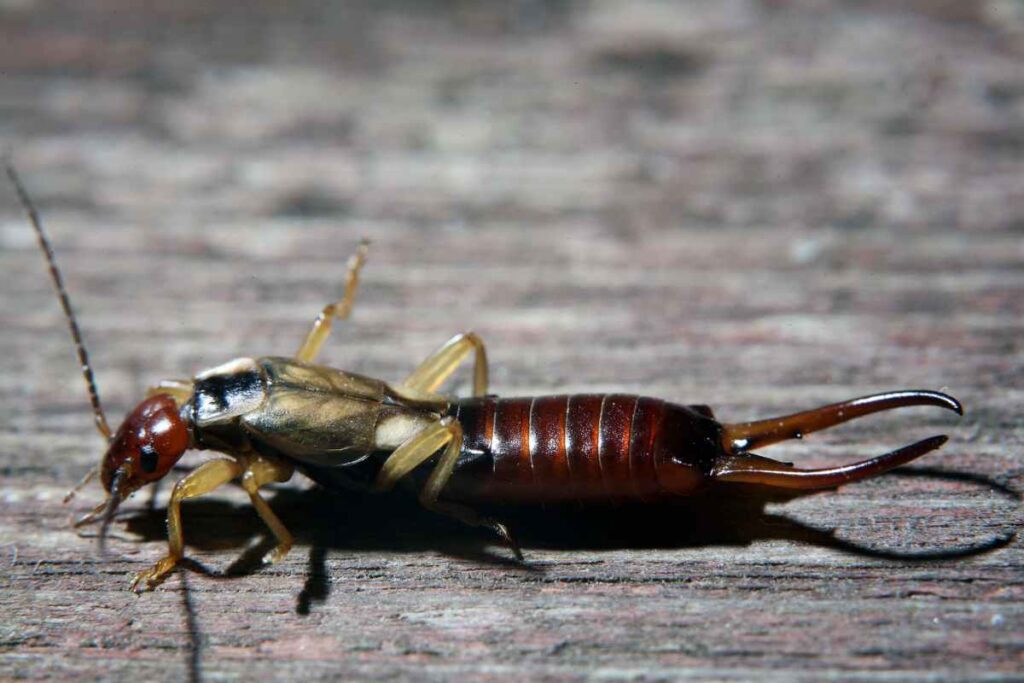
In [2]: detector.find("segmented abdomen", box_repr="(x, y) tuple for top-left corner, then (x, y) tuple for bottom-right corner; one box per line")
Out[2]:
(444, 395), (724, 503)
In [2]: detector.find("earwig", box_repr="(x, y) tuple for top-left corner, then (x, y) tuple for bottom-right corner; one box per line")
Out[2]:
(9, 162), (963, 592)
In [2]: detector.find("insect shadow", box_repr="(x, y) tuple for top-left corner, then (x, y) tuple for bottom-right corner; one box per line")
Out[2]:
(120, 464), (1019, 614)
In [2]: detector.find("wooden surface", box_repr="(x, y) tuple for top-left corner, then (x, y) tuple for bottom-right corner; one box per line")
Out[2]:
(1, 1), (1023, 680)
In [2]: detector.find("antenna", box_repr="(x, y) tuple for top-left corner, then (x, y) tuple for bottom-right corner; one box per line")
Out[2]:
(5, 160), (113, 440)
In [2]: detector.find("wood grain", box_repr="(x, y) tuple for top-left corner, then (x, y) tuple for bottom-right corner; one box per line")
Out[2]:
(1, 1), (1022, 680)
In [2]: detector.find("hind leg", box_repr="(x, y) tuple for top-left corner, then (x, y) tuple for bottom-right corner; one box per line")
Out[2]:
(374, 418), (521, 559)
(401, 332), (488, 397)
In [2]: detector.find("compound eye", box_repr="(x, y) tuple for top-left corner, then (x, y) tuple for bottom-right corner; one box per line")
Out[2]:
(139, 443), (159, 473)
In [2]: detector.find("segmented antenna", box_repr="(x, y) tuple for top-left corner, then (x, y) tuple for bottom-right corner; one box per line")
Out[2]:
(5, 161), (113, 440)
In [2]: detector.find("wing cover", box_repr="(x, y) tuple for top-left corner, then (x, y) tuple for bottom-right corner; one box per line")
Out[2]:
(239, 357), (436, 467)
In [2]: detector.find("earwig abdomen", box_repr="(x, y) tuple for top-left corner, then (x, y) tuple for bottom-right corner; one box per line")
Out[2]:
(445, 395), (725, 503)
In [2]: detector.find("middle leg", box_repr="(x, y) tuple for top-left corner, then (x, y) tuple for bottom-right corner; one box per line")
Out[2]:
(239, 455), (296, 565)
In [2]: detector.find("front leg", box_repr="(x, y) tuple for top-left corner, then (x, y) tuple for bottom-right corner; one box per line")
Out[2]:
(131, 458), (243, 592)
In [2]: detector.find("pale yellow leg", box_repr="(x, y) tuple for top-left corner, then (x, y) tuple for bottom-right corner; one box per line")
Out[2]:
(146, 379), (193, 404)
(131, 458), (243, 592)
(375, 418), (521, 559)
(401, 332), (489, 397)
(295, 240), (370, 363)
(375, 418), (460, 488)
(240, 455), (295, 565)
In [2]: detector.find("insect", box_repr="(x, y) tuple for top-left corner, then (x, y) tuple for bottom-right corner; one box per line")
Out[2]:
(9, 163), (963, 592)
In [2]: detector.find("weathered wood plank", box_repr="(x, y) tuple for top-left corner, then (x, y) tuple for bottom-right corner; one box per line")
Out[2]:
(1, 1), (1022, 680)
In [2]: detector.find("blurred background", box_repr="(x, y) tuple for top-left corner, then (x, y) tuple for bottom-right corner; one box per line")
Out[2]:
(1, 1), (1022, 680)
(2, 1), (1022, 401)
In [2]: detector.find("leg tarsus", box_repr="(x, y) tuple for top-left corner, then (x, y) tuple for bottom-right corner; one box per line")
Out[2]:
(130, 555), (180, 592)
(424, 498), (523, 561)
(491, 520), (523, 562)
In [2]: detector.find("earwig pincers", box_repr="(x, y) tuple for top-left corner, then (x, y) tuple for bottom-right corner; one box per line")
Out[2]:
(8, 162), (963, 592)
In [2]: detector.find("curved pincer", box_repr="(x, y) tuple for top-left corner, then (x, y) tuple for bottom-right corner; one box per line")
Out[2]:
(713, 391), (962, 491)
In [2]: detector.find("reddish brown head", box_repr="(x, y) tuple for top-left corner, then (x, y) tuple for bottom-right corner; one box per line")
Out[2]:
(101, 395), (190, 496)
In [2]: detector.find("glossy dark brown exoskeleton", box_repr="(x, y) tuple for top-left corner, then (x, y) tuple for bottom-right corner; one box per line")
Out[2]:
(9, 163), (962, 592)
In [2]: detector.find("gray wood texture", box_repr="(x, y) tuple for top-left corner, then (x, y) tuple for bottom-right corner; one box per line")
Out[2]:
(1, 1), (1022, 680)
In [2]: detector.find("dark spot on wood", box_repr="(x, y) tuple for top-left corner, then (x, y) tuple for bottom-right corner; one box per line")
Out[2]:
(274, 191), (352, 218)
(592, 44), (708, 79)
(985, 83), (1021, 109)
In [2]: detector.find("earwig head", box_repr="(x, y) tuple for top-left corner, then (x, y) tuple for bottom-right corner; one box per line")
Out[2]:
(101, 395), (189, 497)
(9, 162), (192, 549)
